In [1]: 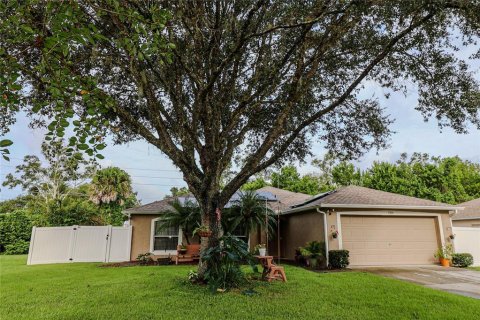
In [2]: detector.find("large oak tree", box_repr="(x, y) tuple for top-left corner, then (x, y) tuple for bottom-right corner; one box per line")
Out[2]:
(1, 1), (479, 275)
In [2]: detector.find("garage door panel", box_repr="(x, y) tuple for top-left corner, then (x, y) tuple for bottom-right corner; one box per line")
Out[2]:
(342, 215), (439, 266)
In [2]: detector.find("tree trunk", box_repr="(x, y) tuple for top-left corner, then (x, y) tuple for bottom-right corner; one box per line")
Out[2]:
(197, 194), (224, 279)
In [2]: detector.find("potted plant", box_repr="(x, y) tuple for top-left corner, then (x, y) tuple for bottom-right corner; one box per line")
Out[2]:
(256, 244), (267, 256)
(299, 247), (314, 267)
(178, 244), (188, 255)
(299, 241), (325, 269)
(331, 230), (338, 239)
(193, 225), (212, 238)
(434, 244), (453, 267)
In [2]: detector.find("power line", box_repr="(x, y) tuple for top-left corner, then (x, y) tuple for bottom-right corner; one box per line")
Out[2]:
(130, 175), (184, 180)
(122, 167), (181, 172)
(1, 163), (182, 173)
(0, 172), (183, 180)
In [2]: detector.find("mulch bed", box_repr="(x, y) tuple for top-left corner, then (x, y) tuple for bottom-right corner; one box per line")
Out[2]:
(99, 260), (200, 268)
(99, 261), (142, 268)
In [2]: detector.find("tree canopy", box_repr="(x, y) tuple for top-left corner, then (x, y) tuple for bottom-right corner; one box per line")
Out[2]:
(2, 140), (97, 209)
(2, 1), (479, 209)
(244, 153), (480, 204)
(89, 167), (137, 225)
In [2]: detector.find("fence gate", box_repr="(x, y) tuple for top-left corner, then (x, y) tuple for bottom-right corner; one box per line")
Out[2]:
(27, 225), (132, 265)
(453, 227), (480, 267)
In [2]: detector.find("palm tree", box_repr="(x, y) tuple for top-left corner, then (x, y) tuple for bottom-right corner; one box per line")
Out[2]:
(89, 167), (134, 225)
(157, 197), (201, 244)
(224, 190), (276, 238)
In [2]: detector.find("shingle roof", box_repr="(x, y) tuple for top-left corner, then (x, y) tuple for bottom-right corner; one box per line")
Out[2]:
(123, 197), (175, 214)
(453, 198), (480, 220)
(288, 185), (456, 212)
(256, 186), (312, 211)
(124, 189), (288, 214)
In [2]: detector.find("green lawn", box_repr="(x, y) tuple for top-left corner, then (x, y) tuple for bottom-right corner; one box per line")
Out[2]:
(1, 256), (479, 320)
(470, 267), (480, 271)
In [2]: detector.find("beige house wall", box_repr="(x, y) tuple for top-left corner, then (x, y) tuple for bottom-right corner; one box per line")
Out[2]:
(129, 214), (199, 261)
(453, 219), (480, 228)
(278, 211), (325, 260)
(130, 208), (455, 264)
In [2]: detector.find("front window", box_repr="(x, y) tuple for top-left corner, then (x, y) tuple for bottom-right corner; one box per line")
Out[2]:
(153, 220), (179, 252)
(231, 225), (248, 243)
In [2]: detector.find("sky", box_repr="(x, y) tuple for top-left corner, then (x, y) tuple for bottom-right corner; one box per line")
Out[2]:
(1, 46), (480, 204)
(2, 85), (479, 204)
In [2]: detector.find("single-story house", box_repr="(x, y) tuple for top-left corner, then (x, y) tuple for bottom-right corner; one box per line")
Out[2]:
(124, 185), (461, 267)
(452, 198), (480, 228)
(267, 186), (460, 266)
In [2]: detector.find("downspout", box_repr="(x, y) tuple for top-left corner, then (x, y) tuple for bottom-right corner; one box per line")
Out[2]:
(449, 209), (458, 250)
(316, 208), (329, 268)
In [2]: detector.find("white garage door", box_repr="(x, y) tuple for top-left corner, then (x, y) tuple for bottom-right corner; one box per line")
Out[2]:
(341, 215), (440, 266)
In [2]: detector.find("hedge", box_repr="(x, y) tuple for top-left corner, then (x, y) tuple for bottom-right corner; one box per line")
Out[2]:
(0, 210), (34, 254)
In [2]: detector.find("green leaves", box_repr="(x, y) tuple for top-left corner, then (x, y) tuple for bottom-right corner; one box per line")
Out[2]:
(0, 139), (13, 161)
(95, 143), (106, 150)
(77, 144), (89, 150)
(0, 139), (13, 147)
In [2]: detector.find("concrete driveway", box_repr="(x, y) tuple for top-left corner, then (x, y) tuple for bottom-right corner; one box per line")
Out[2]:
(354, 266), (480, 299)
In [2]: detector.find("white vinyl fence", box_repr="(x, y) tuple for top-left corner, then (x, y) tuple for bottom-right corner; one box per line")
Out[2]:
(27, 225), (132, 265)
(453, 227), (480, 267)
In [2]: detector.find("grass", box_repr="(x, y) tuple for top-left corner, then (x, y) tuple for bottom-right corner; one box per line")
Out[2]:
(1, 255), (479, 320)
(470, 267), (480, 271)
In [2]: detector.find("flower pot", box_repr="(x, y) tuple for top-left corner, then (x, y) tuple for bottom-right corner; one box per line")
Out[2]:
(178, 249), (187, 255)
(440, 258), (450, 267)
(258, 248), (266, 256)
(197, 230), (212, 238)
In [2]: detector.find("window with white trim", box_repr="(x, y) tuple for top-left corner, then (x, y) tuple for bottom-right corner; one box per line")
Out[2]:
(152, 219), (180, 253)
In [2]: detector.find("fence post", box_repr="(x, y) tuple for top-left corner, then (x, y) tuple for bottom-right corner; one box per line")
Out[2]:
(27, 226), (37, 265)
(127, 225), (133, 262)
(68, 225), (78, 263)
(105, 225), (113, 263)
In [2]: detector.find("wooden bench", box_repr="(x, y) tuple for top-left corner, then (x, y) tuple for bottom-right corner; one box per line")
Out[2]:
(174, 244), (201, 265)
(257, 255), (287, 282)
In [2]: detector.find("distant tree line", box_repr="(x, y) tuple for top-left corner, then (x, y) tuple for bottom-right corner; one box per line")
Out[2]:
(243, 152), (480, 205)
(0, 140), (137, 254)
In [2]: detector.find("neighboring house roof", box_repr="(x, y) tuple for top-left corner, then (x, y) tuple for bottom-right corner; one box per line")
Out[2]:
(123, 197), (177, 214)
(285, 185), (460, 214)
(453, 198), (480, 220)
(256, 186), (312, 211)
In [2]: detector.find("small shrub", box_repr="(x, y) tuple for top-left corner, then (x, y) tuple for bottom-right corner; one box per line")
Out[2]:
(5, 240), (30, 254)
(452, 253), (474, 268)
(136, 252), (153, 265)
(329, 250), (349, 269)
(188, 270), (200, 283)
(201, 234), (257, 292)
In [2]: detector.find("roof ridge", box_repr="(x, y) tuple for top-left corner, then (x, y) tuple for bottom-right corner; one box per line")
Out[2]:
(340, 185), (453, 206)
(288, 185), (457, 212)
